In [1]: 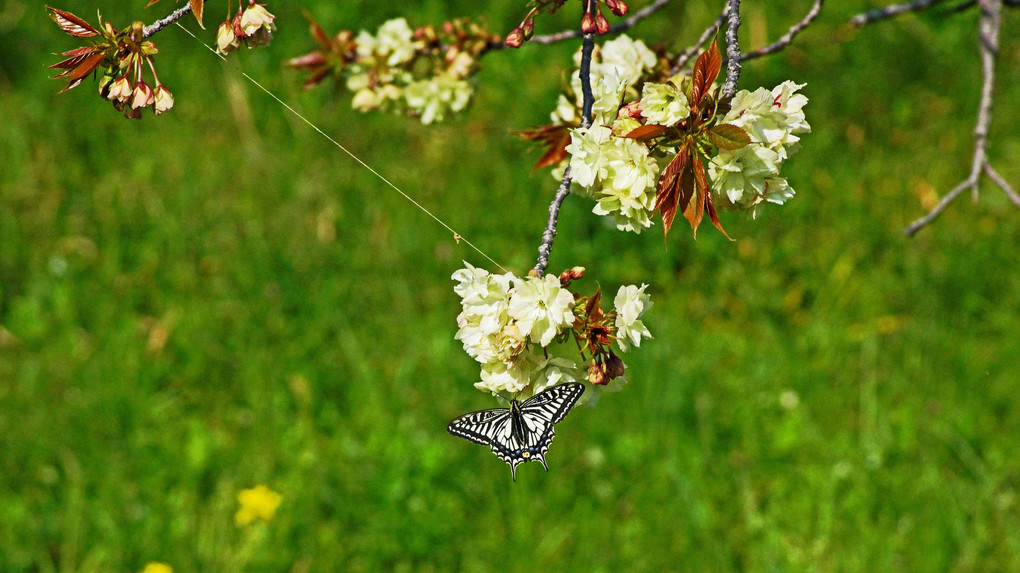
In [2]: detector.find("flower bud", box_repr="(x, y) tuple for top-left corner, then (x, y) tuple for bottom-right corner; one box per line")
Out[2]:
(559, 266), (585, 286)
(216, 20), (239, 54)
(595, 12), (610, 34)
(606, 0), (629, 16)
(130, 81), (154, 109)
(523, 18), (534, 40)
(587, 362), (606, 385)
(106, 75), (132, 102)
(504, 26), (524, 48)
(580, 13), (597, 34)
(240, 1), (276, 37)
(153, 84), (174, 115)
(604, 352), (625, 379)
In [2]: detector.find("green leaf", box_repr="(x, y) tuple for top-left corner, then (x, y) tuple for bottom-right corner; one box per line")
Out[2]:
(624, 124), (670, 140)
(708, 124), (751, 151)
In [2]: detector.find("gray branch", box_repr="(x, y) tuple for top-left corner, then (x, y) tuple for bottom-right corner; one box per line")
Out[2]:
(535, 31), (596, 277)
(142, 3), (193, 39)
(905, 0), (1018, 236)
(721, 0), (742, 99)
(850, 0), (947, 26)
(527, 0), (673, 46)
(741, 0), (823, 62)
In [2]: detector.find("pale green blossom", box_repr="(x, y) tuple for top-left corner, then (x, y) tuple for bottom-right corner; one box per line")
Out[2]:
(591, 138), (659, 233)
(357, 18), (415, 66)
(596, 35), (657, 87)
(614, 284), (653, 352)
(723, 81), (810, 160)
(404, 74), (472, 124)
(507, 274), (576, 347)
(475, 349), (582, 396)
(566, 124), (614, 189)
(639, 79), (690, 126)
(708, 144), (792, 212)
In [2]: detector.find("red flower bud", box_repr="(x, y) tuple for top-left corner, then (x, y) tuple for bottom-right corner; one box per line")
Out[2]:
(606, 0), (629, 16)
(595, 12), (610, 34)
(523, 18), (534, 40)
(605, 352), (626, 379)
(581, 12), (597, 34)
(505, 26), (524, 48)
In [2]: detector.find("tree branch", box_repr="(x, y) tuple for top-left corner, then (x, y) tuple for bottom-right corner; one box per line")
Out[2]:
(721, 0), (742, 99)
(905, 0), (1018, 236)
(740, 0), (823, 62)
(526, 0), (673, 46)
(672, 7), (726, 73)
(534, 29), (596, 276)
(850, 0), (948, 26)
(142, 3), (193, 39)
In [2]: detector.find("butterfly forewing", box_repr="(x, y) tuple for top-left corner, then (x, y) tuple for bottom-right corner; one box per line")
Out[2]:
(447, 382), (585, 480)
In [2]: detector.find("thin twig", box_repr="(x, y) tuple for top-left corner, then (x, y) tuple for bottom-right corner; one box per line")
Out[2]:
(672, 7), (726, 73)
(904, 0), (1018, 236)
(535, 27), (596, 276)
(741, 0), (823, 61)
(527, 0), (673, 46)
(984, 164), (1020, 206)
(721, 0), (742, 99)
(850, 0), (948, 26)
(142, 3), (192, 39)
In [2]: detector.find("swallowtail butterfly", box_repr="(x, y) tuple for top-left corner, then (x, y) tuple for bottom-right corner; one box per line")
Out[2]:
(447, 382), (585, 480)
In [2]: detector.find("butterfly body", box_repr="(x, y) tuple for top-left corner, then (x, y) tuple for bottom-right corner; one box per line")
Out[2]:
(447, 382), (585, 481)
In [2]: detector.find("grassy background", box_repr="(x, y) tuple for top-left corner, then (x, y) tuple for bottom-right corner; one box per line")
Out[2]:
(2, 0), (1020, 571)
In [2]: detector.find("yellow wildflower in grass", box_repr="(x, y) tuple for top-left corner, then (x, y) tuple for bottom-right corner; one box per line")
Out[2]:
(140, 563), (172, 573)
(235, 485), (282, 525)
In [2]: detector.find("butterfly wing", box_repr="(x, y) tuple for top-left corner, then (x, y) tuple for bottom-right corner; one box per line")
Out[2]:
(447, 382), (586, 480)
(520, 382), (586, 424)
(447, 408), (512, 446)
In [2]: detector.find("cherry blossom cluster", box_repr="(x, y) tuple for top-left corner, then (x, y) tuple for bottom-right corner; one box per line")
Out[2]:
(542, 35), (811, 233)
(47, 8), (174, 119)
(289, 17), (499, 125)
(215, 1), (277, 54)
(453, 262), (652, 400)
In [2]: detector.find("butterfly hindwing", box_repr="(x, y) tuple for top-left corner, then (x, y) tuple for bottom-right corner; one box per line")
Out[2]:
(447, 382), (585, 480)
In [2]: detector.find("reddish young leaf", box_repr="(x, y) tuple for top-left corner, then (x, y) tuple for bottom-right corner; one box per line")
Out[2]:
(684, 153), (709, 237)
(584, 286), (604, 322)
(516, 125), (572, 170)
(189, 0), (205, 29)
(48, 46), (102, 70)
(307, 13), (332, 48)
(47, 7), (100, 37)
(708, 123), (751, 151)
(58, 52), (105, 84)
(624, 124), (669, 140)
(655, 149), (690, 236)
(705, 192), (733, 240)
(690, 40), (721, 107)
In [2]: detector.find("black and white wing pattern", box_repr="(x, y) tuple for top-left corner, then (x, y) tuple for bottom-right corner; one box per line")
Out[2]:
(447, 382), (585, 481)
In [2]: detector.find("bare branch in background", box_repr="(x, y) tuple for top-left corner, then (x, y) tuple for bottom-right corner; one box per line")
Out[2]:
(741, 0), (823, 62)
(904, 0), (1019, 236)
(527, 0), (673, 46)
(672, 7), (726, 73)
(850, 0), (948, 26)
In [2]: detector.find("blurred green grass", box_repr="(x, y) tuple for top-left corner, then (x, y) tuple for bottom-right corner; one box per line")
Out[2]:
(2, 0), (1020, 571)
